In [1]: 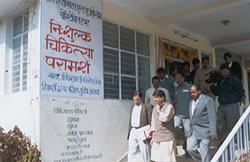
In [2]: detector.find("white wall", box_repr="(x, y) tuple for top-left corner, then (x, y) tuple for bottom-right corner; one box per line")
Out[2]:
(0, 17), (6, 96)
(241, 57), (249, 107)
(0, 0), (41, 145)
(0, 1), (132, 161)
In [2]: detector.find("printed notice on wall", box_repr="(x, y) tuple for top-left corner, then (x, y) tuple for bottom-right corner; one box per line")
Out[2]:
(41, 98), (102, 162)
(40, 0), (103, 99)
(40, 97), (130, 162)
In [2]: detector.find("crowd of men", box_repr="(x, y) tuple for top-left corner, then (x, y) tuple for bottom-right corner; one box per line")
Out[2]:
(127, 52), (245, 162)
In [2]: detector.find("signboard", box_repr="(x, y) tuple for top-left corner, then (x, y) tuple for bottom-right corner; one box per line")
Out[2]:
(40, 97), (130, 162)
(40, 0), (103, 99)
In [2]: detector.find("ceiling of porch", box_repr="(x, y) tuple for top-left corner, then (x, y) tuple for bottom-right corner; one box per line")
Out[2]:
(0, 0), (29, 17)
(105, 0), (250, 56)
(1, 0), (250, 56)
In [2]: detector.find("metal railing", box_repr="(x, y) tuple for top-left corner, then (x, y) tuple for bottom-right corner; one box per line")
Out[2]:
(211, 106), (250, 162)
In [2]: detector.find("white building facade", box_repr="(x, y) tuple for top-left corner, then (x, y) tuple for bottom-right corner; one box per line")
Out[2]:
(0, 0), (249, 161)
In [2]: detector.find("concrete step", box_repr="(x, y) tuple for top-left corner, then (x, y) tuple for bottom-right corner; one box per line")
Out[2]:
(120, 142), (219, 162)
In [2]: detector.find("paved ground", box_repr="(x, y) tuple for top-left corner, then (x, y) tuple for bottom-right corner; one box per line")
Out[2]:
(133, 145), (195, 162)
(120, 140), (219, 162)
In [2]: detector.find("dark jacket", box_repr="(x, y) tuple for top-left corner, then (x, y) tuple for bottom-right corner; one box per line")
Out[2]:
(230, 61), (242, 81)
(127, 103), (153, 139)
(217, 74), (245, 105)
(190, 69), (197, 84)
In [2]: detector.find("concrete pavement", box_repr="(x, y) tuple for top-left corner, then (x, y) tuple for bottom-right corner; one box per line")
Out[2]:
(120, 141), (219, 162)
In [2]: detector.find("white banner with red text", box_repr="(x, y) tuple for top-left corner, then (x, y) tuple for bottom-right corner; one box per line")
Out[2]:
(40, 0), (103, 99)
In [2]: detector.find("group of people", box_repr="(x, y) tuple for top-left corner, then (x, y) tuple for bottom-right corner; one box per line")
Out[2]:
(127, 52), (245, 162)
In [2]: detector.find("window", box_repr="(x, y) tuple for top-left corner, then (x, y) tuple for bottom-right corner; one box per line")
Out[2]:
(103, 21), (151, 100)
(12, 12), (29, 92)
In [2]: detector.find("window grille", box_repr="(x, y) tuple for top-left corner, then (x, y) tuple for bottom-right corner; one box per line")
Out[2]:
(103, 21), (151, 100)
(12, 12), (29, 92)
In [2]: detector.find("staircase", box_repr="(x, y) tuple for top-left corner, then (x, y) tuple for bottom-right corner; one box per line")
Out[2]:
(211, 106), (250, 162)
(118, 107), (250, 162)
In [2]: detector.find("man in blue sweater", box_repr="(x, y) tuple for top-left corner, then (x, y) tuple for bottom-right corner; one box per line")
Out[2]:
(217, 63), (245, 145)
(174, 72), (192, 156)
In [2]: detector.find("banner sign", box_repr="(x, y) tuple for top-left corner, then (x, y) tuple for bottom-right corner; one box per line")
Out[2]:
(40, 0), (103, 99)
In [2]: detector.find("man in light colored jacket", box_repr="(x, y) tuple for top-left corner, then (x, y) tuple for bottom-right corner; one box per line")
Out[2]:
(194, 56), (216, 100)
(187, 84), (217, 162)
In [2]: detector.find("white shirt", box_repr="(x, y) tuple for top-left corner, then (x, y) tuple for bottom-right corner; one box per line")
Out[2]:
(191, 95), (201, 116)
(131, 103), (142, 127)
(229, 61), (233, 68)
(145, 87), (171, 106)
(173, 81), (178, 88)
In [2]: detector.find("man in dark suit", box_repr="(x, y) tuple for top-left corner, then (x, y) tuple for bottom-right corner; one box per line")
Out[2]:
(190, 58), (200, 83)
(224, 52), (242, 80)
(127, 91), (153, 162)
(186, 84), (217, 162)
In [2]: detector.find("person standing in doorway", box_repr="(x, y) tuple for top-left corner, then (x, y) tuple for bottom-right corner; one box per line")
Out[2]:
(190, 58), (200, 83)
(157, 67), (175, 102)
(169, 66), (179, 88)
(224, 52), (242, 81)
(182, 62), (192, 83)
(127, 91), (153, 162)
(194, 56), (216, 100)
(145, 76), (171, 106)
